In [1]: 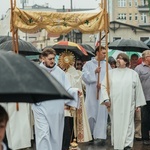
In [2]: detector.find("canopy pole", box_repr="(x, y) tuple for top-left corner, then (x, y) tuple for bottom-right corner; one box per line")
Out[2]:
(10, 0), (19, 111)
(96, 32), (101, 100)
(96, 0), (103, 100)
(104, 0), (110, 111)
(10, 0), (16, 53)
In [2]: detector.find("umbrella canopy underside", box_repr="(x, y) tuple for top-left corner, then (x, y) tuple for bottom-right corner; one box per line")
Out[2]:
(0, 39), (40, 55)
(108, 39), (149, 52)
(0, 51), (73, 103)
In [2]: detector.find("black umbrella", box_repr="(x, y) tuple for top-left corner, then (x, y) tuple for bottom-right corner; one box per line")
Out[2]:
(144, 39), (150, 48)
(0, 51), (73, 103)
(0, 36), (13, 44)
(0, 39), (40, 55)
(108, 39), (149, 52)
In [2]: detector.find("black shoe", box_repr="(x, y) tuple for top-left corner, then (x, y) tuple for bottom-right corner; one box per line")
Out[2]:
(88, 139), (94, 145)
(89, 139), (94, 143)
(94, 139), (106, 146)
(135, 137), (142, 141)
(124, 146), (132, 150)
(100, 139), (106, 146)
(143, 140), (150, 145)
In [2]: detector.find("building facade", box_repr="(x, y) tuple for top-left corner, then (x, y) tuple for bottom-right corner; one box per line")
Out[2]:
(109, 0), (150, 42)
(0, 1), (149, 50)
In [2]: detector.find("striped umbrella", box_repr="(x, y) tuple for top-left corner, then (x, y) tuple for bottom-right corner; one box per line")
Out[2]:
(52, 41), (88, 57)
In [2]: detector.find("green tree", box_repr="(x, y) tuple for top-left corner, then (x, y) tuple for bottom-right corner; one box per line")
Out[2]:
(147, 0), (150, 7)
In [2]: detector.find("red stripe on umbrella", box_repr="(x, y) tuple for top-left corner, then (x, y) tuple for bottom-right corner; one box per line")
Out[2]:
(55, 41), (88, 56)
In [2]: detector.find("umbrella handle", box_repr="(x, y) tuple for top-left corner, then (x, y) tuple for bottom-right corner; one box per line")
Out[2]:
(16, 103), (19, 111)
(96, 85), (99, 100)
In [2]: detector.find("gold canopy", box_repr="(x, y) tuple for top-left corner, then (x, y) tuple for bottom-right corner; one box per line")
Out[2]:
(12, 7), (105, 34)
(10, 0), (110, 111)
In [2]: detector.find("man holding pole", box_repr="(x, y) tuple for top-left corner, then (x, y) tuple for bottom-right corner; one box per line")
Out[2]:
(82, 46), (110, 145)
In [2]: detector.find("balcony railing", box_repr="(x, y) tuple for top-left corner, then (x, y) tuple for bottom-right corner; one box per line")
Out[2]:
(138, 22), (150, 27)
(137, 5), (149, 11)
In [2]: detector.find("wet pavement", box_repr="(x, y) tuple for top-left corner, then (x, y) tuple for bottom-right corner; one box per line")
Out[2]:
(77, 139), (150, 150)
(28, 138), (150, 150)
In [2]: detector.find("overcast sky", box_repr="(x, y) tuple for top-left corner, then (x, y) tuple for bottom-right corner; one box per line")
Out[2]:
(0, 0), (101, 16)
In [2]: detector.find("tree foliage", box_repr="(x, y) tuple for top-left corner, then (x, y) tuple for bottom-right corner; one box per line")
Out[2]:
(147, 0), (150, 8)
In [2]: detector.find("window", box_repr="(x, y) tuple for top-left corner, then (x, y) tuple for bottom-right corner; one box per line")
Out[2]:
(129, 0), (132, 7)
(118, 13), (127, 20)
(118, 0), (126, 7)
(141, 0), (146, 6)
(113, 37), (121, 41)
(129, 13), (132, 20)
(141, 13), (147, 23)
(134, 0), (138, 7)
(135, 13), (138, 20)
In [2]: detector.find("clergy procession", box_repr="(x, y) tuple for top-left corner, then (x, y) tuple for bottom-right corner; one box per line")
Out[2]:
(0, 0), (150, 150)
(0, 46), (150, 150)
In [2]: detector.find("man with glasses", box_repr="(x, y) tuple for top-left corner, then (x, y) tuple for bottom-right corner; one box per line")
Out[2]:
(75, 59), (83, 71)
(135, 50), (150, 145)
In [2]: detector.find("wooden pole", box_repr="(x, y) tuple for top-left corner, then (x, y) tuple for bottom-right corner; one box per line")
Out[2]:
(96, 0), (104, 100)
(10, 0), (16, 53)
(104, 0), (110, 111)
(104, 0), (110, 95)
(15, 29), (19, 54)
(10, 0), (19, 111)
(96, 32), (101, 100)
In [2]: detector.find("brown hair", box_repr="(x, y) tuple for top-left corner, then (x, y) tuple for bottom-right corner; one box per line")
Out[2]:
(116, 53), (129, 67)
(0, 105), (9, 124)
(42, 48), (56, 57)
(95, 46), (106, 55)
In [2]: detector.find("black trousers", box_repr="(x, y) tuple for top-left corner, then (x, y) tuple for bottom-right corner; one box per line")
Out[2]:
(141, 101), (150, 140)
(62, 117), (74, 150)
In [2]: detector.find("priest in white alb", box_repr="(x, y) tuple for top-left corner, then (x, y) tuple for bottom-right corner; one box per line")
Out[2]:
(32, 48), (80, 150)
(101, 53), (146, 150)
(82, 46), (111, 145)
(59, 51), (92, 145)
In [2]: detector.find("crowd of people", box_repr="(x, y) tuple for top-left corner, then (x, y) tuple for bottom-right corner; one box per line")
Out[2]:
(0, 46), (150, 150)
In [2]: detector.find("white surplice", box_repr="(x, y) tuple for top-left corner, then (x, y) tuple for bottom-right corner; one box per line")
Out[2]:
(0, 103), (32, 150)
(66, 66), (92, 142)
(32, 63), (79, 150)
(101, 68), (146, 150)
(1, 142), (7, 150)
(82, 58), (110, 139)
